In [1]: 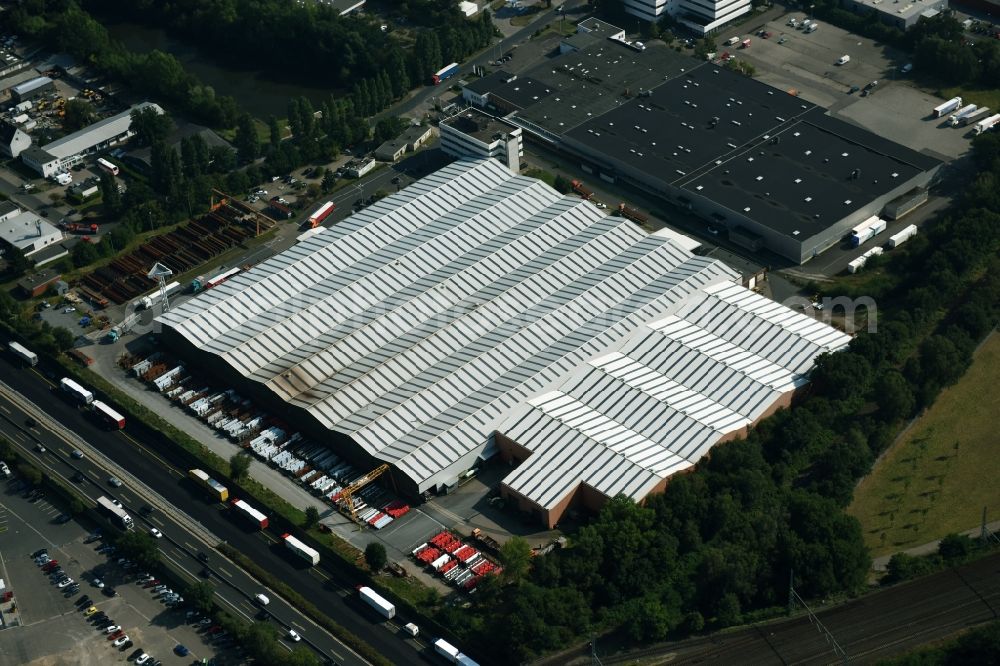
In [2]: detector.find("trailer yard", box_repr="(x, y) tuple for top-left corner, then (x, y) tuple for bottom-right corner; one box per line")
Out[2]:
(117, 350), (413, 531)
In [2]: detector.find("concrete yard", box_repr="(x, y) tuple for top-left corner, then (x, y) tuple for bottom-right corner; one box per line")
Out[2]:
(739, 17), (972, 160)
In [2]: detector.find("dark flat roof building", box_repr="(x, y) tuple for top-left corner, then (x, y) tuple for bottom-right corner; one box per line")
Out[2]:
(468, 38), (942, 264)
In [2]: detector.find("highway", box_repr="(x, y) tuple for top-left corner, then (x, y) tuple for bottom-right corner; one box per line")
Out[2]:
(0, 353), (427, 666)
(537, 552), (1000, 665)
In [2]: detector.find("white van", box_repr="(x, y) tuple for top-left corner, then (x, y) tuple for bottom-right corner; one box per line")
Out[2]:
(725, 36), (740, 46)
(837, 55), (850, 65)
(0, 461), (10, 477)
(403, 623), (419, 637)
(254, 593), (270, 606)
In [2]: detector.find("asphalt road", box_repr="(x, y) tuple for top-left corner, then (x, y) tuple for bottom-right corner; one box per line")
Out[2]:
(541, 552), (1000, 665)
(0, 355), (430, 666)
(0, 377), (370, 666)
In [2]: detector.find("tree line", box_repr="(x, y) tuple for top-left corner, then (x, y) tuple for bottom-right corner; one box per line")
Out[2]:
(79, 0), (495, 90)
(449, 135), (1000, 664)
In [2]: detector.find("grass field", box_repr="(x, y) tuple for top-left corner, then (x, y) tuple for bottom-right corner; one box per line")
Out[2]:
(849, 333), (1000, 558)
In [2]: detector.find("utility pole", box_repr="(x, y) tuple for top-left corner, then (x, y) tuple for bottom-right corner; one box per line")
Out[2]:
(788, 571), (849, 664)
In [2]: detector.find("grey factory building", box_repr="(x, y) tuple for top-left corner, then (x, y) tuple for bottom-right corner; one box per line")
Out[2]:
(466, 39), (942, 264)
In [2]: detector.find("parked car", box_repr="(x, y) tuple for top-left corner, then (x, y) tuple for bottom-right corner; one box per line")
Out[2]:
(112, 635), (130, 648)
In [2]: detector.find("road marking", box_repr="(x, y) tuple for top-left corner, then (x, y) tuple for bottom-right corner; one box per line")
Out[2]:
(185, 542), (197, 551)
(0, 404), (8, 413)
(217, 567), (233, 578)
(329, 649), (344, 661)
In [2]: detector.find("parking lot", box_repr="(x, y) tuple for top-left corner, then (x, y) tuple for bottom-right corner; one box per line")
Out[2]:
(0, 475), (222, 666)
(735, 17), (972, 160)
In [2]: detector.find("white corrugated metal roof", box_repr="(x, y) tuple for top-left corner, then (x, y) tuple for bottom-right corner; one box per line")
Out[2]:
(159, 158), (850, 499)
(41, 102), (162, 160)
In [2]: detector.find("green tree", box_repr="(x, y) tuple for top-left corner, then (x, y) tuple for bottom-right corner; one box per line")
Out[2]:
(499, 535), (533, 585)
(268, 115), (282, 148)
(229, 452), (251, 482)
(100, 171), (122, 217)
(365, 542), (387, 572)
(114, 530), (161, 569)
(938, 533), (973, 561)
(63, 98), (97, 131)
(52, 327), (75, 352)
(17, 463), (42, 486)
(321, 169), (337, 194)
(69, 496), (85, 514)
(2, 245), (33, 277)
(304, 505), (320, 529)
(234, 113), (260, 164)
(184, 580), (216, 614)
(130, 106), (173, 146)
(875, 370), (915, 422)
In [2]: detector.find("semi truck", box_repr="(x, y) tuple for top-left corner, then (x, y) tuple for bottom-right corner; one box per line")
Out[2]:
(60, 377), (94, 405)
(618, 203), (649, 224)
(957, 106), (990, 127)
(432, 63), (460, 85)
(433, 638), (480, 665)
(358, 585), (396, 619)
(97, 496), (134, 530)
(887, 224), (918, 248)
(849, 216), (887, 247)
(307, 201), (335, 228)
(282, 533), (320, 565)
(8, 341), (38, 366)
(948, 104), (978, 126)
(471, 528), (501, 556)
(188, 468), (229, 502)
(230, 498), (268, 529)
(974, 113), (1000, 135)
(932, 97), (962, 118)
(92, 400), (126, 429)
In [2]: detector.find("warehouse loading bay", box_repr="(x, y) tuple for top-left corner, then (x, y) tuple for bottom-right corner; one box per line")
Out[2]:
(77, 319), (558, 594)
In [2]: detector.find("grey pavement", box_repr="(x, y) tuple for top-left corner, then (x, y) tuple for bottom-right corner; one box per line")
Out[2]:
(871, 521), (1000, 571)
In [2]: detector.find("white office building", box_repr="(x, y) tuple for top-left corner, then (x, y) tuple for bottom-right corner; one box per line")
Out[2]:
(440, 109), (523, 174)
(624, 0), (751, 34)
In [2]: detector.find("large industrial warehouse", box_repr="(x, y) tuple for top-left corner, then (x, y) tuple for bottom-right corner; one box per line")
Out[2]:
(465, 35), (942, 264)
(158, 159), (850, 527)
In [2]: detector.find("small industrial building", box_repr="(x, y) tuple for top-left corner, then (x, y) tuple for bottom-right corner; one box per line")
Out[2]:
(841, 0), (949, 30)
(0, 121), (31, 158)
(0, 208), (63, 257)
(0, 201), (19, 223)
(461, 70), (517, 108)
(560, 17), (625, 54)
(344, 157), (376, 178)
(466, 36), (942, 264)
(440, 109), (523, 174)
(157, 158), (850, 527)
(374, 125), (434, 162)
(16, 268), (63, 298)
(68, 177), (100, 202)
(11, 76), (54, 103)
(22, 102), (164, 178)
(459, 1), (480, 16)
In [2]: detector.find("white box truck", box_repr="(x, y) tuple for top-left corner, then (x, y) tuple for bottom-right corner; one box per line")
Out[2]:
(8, 341), (38, 366)
(933, 97), (962, 118)
(358, 586), (395, 619)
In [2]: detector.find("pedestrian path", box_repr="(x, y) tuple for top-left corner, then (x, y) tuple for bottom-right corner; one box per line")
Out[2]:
(871, 520), (1000, 571)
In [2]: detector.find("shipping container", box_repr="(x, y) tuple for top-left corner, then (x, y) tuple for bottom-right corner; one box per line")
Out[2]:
(887, 224), (918, 248)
